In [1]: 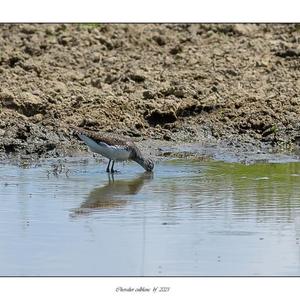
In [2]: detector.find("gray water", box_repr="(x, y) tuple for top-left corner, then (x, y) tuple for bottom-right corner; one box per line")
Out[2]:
(1, 158), (300, 276)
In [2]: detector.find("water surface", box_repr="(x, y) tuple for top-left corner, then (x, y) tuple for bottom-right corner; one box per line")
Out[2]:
(1, 158), (300, 276)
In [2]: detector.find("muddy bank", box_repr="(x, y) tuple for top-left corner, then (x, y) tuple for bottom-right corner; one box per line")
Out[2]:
(0, 24), (300, 161)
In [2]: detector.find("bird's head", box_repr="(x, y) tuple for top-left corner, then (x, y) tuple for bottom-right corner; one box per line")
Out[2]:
(143, 158), (154, 172)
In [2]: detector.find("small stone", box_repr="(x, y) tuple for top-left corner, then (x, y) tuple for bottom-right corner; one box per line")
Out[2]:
(0, 89), (18, 109)
(57, 35), (75, 46)
(30, 113), (43, 123)
(153, 35), (166, 46)
(128, 73), (146, 83)
(173, 88), (185, 98)
(126, 130), (141, 137)
(20, 25), (36, 34)
(233, 24), (257, 35)
(226, 69), (238, 76)
(24, 45), (42, 56)
(143, 90), (155, 99)
(79, 118), (99, 127)
(91, 78), (102, 88)
(170, 45), (182, 55)
(135, 122), (144, 130)
(163, 133), (171, 141)
(105, 74), (117, 84)
(91, 53), (101, 63)
(211, 85), (218, 93)
(53, 81), (67, 94)
(19, 92), (44, 117)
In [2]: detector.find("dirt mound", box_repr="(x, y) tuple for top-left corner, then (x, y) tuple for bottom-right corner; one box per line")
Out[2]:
(0, 24), (299, 159)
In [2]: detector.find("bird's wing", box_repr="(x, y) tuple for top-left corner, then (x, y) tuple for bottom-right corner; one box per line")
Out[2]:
(71, 125), (134, 148)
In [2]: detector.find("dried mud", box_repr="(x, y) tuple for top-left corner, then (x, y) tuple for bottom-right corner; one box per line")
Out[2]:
(0, 24), (300, 161)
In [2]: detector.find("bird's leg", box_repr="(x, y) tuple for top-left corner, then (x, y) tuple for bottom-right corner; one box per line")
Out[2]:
(106, 159), (111, 173)
(111, 161), (120, 173)
(107, 172), (115, 183)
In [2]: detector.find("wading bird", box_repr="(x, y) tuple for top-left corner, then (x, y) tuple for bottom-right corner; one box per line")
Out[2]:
(72, 126), (154, 173)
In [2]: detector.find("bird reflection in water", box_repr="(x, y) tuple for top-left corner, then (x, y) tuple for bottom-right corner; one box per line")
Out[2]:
(72, 172), (153, 216)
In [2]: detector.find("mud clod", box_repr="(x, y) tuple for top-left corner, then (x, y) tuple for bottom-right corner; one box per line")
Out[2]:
(145, 110), (177, 126)
(127, 73), (146, 83)
(143, 90), (156, 100)
(276, 48), (300, 58)
(153, 35), (166, 46)
(169, 45), (182, 55)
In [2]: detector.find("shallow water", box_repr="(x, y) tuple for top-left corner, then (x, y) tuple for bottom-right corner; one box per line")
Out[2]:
(1, 158), (300, 276)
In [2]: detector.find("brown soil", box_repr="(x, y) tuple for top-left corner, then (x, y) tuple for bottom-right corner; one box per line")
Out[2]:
(0, 24), (300, 160)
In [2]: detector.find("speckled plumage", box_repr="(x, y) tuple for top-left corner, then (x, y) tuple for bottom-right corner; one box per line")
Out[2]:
(71, 126), (154, 172)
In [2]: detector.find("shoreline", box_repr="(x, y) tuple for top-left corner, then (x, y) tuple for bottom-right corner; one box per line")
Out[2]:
(2, 137), (300, 167)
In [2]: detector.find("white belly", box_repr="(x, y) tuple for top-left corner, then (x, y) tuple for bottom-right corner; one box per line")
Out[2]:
(79, 134), (130, 161)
